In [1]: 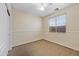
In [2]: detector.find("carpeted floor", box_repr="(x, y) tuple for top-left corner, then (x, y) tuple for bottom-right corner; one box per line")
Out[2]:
(8, 39), (79, 56)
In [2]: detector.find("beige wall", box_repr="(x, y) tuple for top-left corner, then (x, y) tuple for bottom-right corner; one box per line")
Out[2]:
(12, 9), (42, 47)
(43, 4), (79, 51)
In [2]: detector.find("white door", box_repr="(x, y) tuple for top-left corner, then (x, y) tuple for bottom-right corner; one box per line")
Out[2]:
(0, 3), (10, 56)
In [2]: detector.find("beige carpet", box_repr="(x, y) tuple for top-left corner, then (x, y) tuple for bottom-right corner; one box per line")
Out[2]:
(8, 39), (79, 56)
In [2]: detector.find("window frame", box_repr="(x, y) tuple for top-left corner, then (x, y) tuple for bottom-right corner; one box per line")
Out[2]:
(48, 13), (67, 33)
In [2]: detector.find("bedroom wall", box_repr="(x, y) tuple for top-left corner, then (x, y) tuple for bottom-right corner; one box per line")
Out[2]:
(43, 4), (79, 51)
(12, 9), (42, 47)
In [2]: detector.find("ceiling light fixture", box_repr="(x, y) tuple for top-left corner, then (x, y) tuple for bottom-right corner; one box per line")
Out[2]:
(39, 3), (45, 11)
(39, 3), (53, 11)
(40, 6), (45, 11)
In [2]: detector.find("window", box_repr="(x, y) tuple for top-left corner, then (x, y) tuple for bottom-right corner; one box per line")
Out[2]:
(49, 14), (66, 33)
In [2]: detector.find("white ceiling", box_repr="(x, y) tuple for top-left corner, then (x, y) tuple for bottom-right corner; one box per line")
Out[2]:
(12, 3), (72, 17)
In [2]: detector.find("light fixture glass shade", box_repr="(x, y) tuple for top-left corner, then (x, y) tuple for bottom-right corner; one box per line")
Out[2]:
(40, 6), (45, 11)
